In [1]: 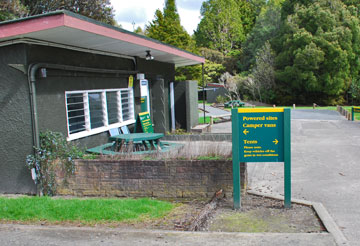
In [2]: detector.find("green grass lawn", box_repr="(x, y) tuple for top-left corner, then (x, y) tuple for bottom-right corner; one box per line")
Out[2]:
(0, 196), (174, 224)
(199, 116), (220, 124)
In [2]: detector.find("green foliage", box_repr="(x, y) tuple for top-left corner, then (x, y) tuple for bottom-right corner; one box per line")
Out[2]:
(274, 0), (360, 104)
(194, 0), (256, 55)
(200, 47), (239, 73)
(0, 0), (28, 21)
(216, 95), (227, 104)
(146, 0), (196, 53)
(175, 64), (202, 82)
(251, 41), (276, 103)
(248, 0), (267, 17)
(146, 0), (198, 83)
(240, 0), (283, 71)
(348, 79), (360, 105)
(203, 60), (226, 85)
(26, 131), (84, 196)
(0, 197), (174, 223)
(134, 26), (145, 35)
(20, 0), (115, 25)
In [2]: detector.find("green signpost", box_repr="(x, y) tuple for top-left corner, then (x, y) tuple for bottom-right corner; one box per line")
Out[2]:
(232, 108), (291, 209)
(352, 107), (360, 121)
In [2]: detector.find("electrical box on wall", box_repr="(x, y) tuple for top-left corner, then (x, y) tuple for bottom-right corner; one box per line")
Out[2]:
(140, 79), (150, 114)
(137, 73), (145, 80)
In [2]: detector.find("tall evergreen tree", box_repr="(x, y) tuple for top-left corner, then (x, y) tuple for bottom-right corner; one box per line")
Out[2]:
(0, 0), (28, 21)
(194, 0), (256, 55)
(20, 0), (115, 25)
(274, 0), (360, 104)
(240, 0), (283, 71)
(145, 0), (196, 53)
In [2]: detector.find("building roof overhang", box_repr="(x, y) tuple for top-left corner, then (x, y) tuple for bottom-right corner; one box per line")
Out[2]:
(0, 11), (205, 67)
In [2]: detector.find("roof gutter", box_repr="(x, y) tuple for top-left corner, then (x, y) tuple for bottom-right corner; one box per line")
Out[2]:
(27, 63), (139, 149)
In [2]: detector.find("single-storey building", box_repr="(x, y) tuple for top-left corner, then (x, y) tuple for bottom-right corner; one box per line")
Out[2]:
(205, 83), (228, 103)
(0, 11), (204, 194)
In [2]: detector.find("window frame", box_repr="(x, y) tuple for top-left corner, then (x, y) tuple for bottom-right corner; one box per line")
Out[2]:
(65, 88), (135, 141)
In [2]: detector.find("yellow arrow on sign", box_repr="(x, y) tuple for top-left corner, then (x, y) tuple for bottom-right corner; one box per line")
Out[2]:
(243, 129), (249, 135)
(273, 139), (278, 145)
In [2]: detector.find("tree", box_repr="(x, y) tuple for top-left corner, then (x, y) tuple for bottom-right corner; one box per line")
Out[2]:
(219, 72), (242, 101)
(0, 0), (28, 21)
(274, 0), (360, 105)
(134, 26), (145, 35)
(21, 0), (116, 25)
(146, 0), (198, 83)
(251, 41), (276, 103)
(239, 0), (283, 71)
(145, 0), (196, 52)
(194, 0), (255, 55)
(248, 0), (267, 17)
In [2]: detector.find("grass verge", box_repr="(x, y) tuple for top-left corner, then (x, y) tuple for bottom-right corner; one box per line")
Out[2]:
(0, 196), (174, 224)
(199, 116), (220, 124)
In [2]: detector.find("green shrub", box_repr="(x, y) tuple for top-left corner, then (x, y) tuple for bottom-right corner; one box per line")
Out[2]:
(26, 131), (84, 196)
(216, 95), (227, 104)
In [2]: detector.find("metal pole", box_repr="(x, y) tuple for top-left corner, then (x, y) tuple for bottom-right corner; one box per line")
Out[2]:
(284, 108), (291, 208)
(232, 108), (241, 209)
(202, 63), (205, 123)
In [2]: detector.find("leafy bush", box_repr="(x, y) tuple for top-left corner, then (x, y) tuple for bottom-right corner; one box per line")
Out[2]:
(26, 131), (84, 196)
(216, 95), (227, 104)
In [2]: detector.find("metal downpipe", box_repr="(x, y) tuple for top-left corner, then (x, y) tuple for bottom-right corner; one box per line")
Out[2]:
(202, 63), (205, 122)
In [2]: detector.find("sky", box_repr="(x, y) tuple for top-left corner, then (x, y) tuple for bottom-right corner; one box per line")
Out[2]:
(112, 0), (204, 35)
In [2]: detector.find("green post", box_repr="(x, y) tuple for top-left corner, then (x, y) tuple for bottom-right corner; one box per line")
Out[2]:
(231, 108), (241, 209)
(284, 108), (291, 208)
(352, 107), (354, 121)
(140, 96), (148, 112)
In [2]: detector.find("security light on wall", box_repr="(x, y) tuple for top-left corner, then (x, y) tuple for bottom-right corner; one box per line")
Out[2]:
(145, 50), (154, 60)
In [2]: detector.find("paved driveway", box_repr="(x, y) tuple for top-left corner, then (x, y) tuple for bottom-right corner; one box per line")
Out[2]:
(244, 110), (360, 245)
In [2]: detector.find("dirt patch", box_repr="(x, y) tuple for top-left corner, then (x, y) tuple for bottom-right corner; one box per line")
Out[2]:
(202, 194), (325, 233)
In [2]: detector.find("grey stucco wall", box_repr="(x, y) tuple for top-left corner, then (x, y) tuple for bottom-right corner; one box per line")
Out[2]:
(186, 81), (199, 130)
(137, 58), (173, 133)
(174, 81), (187, 129)
(0, 44), (36, 194)
(151, 78), (167, 133)
(0, 43), (178, 194)
(173, 81), (198, 131)
(26, 45), (134, 148)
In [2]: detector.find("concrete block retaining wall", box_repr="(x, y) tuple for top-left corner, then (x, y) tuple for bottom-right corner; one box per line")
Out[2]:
(56, 159), (246, 198)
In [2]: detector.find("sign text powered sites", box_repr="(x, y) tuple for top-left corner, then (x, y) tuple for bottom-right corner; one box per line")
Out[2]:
(232, 108), (291, 209)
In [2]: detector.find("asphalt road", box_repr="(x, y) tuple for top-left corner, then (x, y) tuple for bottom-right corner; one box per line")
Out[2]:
(246, 109), (360, 245)
(0, 224), (336, 246)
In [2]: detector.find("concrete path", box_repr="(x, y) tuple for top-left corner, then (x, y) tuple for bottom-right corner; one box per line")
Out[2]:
(0, 224), (336, 246)
(240, 110), (359, 246)
(198, 104), (230, 118)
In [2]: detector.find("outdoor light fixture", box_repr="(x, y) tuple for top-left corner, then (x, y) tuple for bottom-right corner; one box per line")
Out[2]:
(145, 50), (154, 60)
